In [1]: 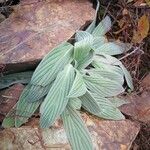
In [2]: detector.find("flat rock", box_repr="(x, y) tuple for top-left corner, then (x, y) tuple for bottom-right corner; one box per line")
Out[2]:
(0, 0), (94, 73)
(0, 117), (140, 150)
(0, 84), (24, 122)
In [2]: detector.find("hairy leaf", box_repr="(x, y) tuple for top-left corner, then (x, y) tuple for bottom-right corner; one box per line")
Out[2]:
(75, 31), (93, 42)
(79, 91), (101, 114)
(68, 71), (87, 98)
(74, 37), (93, 63)
(94, 54), (133, 90)
(86, 0), (100, 33)
(92, 16), (111, 36)
(68, 98), (82, 110)
(15, 87), (42, 127)
(30, 42), (73, 86)
(84, 75), (124, 97)
(27, 83), (53, 102)
(94, 42), (125, 55)
(92, 93), (125, 120)
(86, 69), (124, 85)
(40, 64), (75, 128)
(0, 71), (33, 90)
(61, 106), (93, 150)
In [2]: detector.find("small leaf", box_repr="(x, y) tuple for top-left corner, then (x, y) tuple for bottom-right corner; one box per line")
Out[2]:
(68, 71), (87, 98)
(40, 64), (75, 128)
(132, 15), (149, 43)
(86, 0), (100, 33)
(30, 42), (73, 86)
(61, 106), (93, 150)
(92, 16), (112, 36)
(0, 71), (33, 90)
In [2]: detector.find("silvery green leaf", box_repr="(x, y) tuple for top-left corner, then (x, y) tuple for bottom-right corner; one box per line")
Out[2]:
(77, 50), (94, 70)
(68, 71), (87, 98)
(74, 37), (93, 63)
(2, 105), (16, 128)
(91, 93), (125, 120)
(94, 54), (134, 90)
(120, 64), (134, 90)
(61, 106), (93, 150)
(30, 42), (73, 86)
(91, 36), (107, 50)
(86, 69), (124, 85)
(40, 64), (75, 128)
(0, 71), (33, 90)
(92, 59), (124, 76)
(92, 16), (111, 36)
(86, 0), (100, 33)
(27, 83), (53, 102)
(84, 75), (124, 97)
(75, 31), (93, 42)
(94, 42), (125, 55)
(108, 97), (130, 107)
(79, 91), (101, 114)
(15, 87), (43, 127)
(68, 98), (82, 110)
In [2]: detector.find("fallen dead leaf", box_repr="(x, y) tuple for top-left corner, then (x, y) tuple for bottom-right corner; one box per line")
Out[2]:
(132, 14), (149, 43)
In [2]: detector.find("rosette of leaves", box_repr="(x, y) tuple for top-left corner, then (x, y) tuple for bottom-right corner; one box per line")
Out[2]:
(3, 2), (133, 150)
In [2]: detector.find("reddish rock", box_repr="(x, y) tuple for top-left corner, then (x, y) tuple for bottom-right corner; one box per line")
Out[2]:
(0, 117), (140, 150)
(0, 84), (24, 122)
(0, 0), (94, 73)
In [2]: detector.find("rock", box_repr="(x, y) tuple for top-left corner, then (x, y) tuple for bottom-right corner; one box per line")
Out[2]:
(0, 116), (140, 150)
(0, 84), (24, 122)
(120, 93), (150, 123)
(0, 0), (94, 73)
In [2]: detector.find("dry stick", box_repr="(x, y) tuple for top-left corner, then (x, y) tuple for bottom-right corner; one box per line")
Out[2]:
(119, 47), (143, 61)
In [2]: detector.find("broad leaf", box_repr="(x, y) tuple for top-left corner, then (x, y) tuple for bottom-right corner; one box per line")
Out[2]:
(92, 16), (111, 36)
(86, 69), (124, 85)
(94, 54), (133, 90)
(68, 71), (87, 98)
(0, 71), (33, 90)
(15, 87), (42, 127)
(76, 50), (94, 70)
(79, 91), (101, 114)
(75, 31), (93, 42)
(84, 75), (124, 97)
(68, 98), (82, 110)
(30, 42), (73, 86)
(27, 83), (53, 102)
(61, 106), (93, 150)
(74, 37), (93, 63)
(91, 36), (107, 50)
(94, 42), (125, 55)
(91, 93), (125, 120)
(40, 64), (75, 128)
